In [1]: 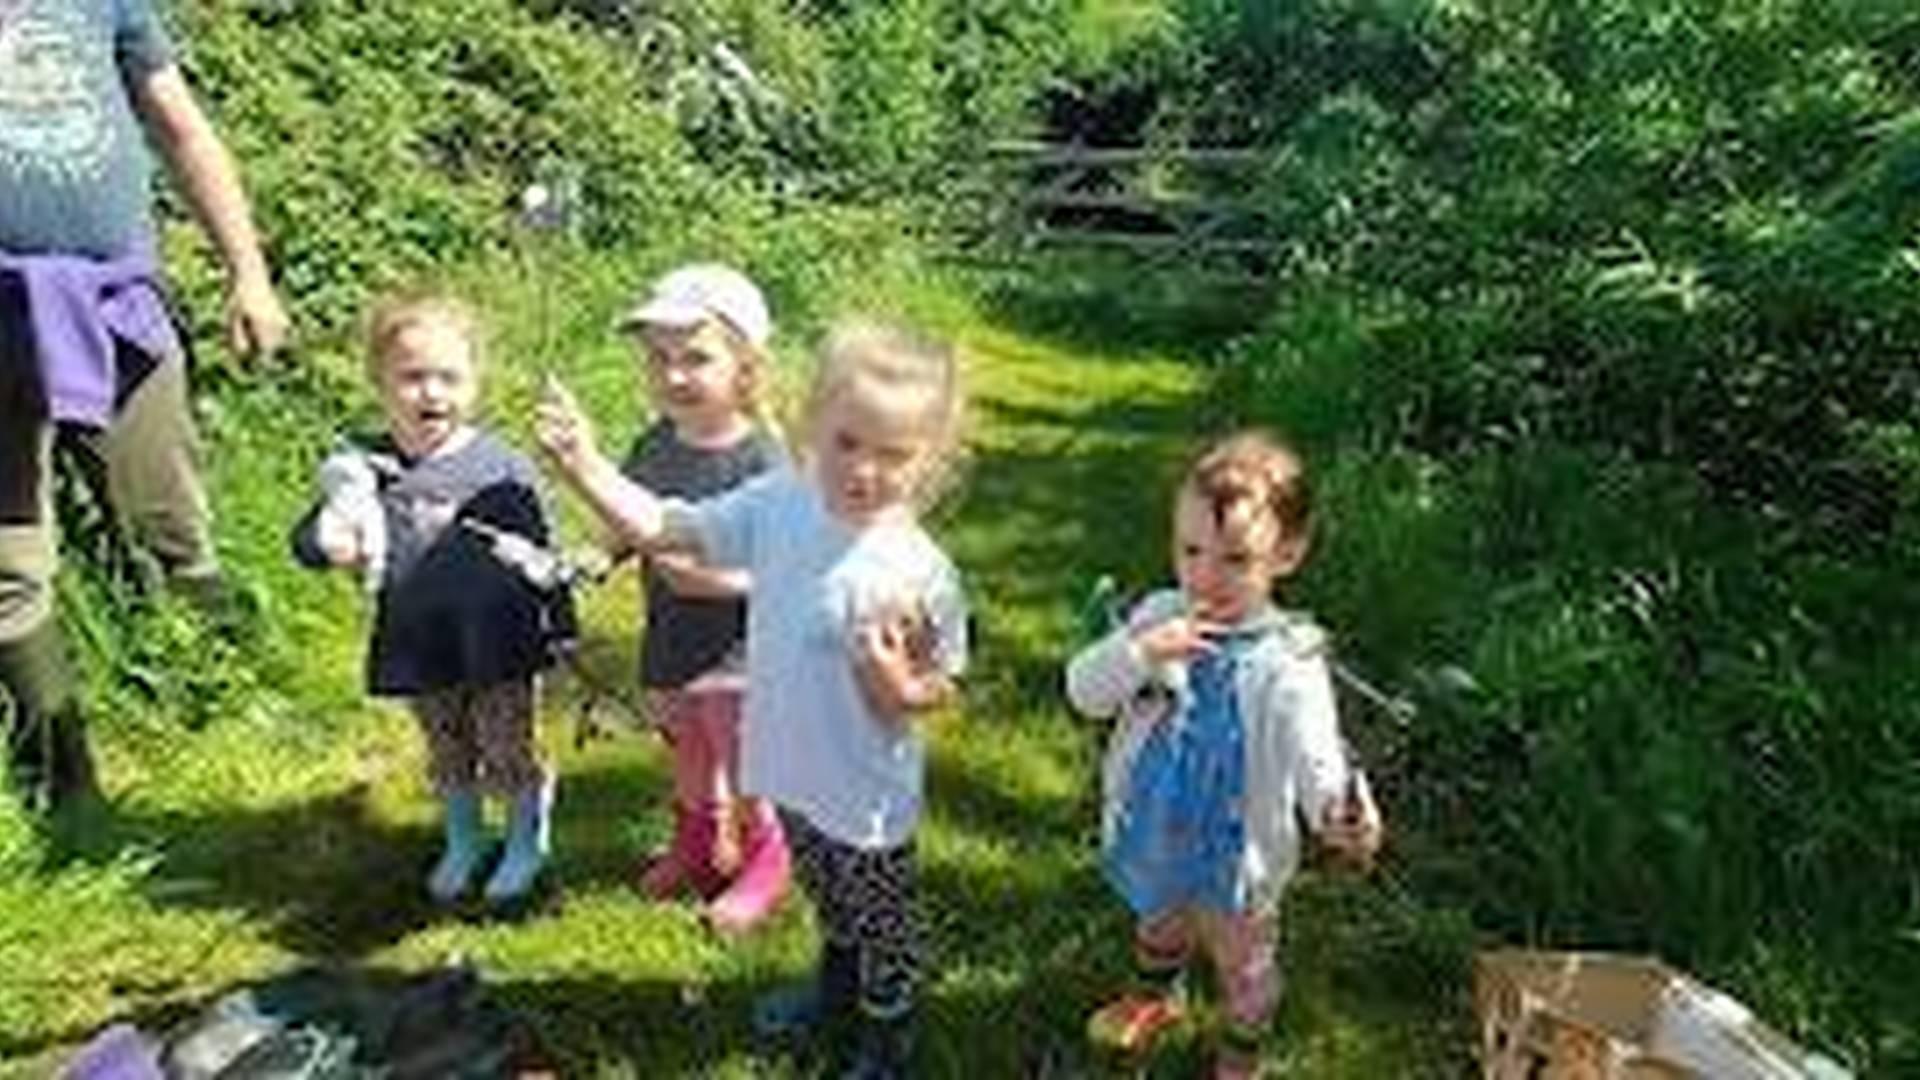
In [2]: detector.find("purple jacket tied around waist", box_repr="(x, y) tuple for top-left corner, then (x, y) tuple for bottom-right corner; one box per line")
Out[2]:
(0, 249), (182, 427)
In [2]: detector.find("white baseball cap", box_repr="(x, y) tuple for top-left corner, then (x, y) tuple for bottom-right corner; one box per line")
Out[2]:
(618, 263), (771, 347)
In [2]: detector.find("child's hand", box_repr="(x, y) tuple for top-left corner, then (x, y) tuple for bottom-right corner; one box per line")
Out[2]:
(314, 507), (366, 569)
(1318, 771), (1384, 874)
(534, 376), (598, 473)
(852, 600), (943, 722)
(1130, 615), (1219, 666)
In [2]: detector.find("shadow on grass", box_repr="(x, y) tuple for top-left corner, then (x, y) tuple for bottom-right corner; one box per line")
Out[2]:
(942, 435), (1182, 731)
(975, 393), (1199, 440)
(69, 785), (449, 961)
(488, 971), (776, 1075)
(39, 732), (672, 969)
(502, 963), (1241, 1077)
(967, 258), (1268, 361)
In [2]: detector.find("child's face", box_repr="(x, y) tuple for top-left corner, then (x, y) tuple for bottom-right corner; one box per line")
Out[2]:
(379, 317), (478, 458)
(1172, 488), (1305, 624)
(636, 320), (748, 434)
(810, 381), (934, 527)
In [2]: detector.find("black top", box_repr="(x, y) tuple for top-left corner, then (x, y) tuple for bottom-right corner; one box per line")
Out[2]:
(621, 421), (781, 689)
(292, 430), (576, 696)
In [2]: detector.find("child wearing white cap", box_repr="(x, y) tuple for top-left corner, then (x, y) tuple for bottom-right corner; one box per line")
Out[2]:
(609, 264), (793, 932)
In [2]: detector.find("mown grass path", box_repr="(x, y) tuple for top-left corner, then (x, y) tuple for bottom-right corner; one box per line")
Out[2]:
(1, 314), (1464, 1077)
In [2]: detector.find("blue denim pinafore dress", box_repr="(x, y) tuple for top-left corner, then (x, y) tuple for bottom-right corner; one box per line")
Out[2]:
(1104, 633), (1257, 916)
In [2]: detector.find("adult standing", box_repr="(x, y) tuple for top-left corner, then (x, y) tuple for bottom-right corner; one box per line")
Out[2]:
(1, 0), (289, 812)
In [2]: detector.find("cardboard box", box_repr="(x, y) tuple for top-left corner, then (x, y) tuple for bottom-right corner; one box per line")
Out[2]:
(1475, 950), (1853, 1080)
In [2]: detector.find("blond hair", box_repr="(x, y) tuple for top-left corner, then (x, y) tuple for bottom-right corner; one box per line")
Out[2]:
(1184, 429), (1313, 554)
(364, 290), (485, 384)
(803, 317), (967, 511)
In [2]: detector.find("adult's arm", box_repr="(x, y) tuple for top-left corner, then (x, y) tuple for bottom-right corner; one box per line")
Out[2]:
(132, 65), (290, 359)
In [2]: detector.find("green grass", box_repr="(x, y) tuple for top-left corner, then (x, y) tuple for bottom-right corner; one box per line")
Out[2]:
(0, 284), (1472, 1076)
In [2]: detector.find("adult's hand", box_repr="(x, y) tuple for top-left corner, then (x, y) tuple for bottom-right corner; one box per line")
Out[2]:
(226, 270), (290, 360)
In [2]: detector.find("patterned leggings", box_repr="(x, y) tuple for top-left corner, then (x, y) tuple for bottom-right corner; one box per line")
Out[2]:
(781, 809), (921, 1018)
(411, 678), (544, 797)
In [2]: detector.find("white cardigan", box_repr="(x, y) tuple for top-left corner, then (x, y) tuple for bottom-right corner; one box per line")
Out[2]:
(1065, 590), (1353, 914)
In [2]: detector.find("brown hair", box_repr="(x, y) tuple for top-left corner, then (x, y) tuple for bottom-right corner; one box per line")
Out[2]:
(803, 317), (968, 510)
(1183, 429), (1313, 552)
(364, 290), (485, 383)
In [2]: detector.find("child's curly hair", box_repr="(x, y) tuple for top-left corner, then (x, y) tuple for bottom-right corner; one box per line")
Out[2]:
(1183, 429), (1313, 551)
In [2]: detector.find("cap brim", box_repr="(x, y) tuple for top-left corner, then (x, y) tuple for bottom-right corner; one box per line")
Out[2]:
(617, 297), (709, 331)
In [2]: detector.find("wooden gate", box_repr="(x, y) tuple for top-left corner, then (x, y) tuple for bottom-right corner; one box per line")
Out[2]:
(956, 140), (1279, 279)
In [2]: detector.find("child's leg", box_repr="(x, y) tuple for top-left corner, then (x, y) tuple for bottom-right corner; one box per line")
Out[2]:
(683, 691), (740, 876)
(469, 678), (544, 795)
(0, 410), (58, 642)
(692, 690), (737, 807)
(753, 810), (859, 1039)
(841, 836), (922, 1076)
(1198, 909), (1279, 1080)
(413, 688), (484, 901)
(1087, 910), (1192, 1054)
(703, 691), (790, 932)
(471, 678), (551, 904)
(638, 691), (693, 896)
(639, 691), (729, 898)
(413, 687), (480, 795)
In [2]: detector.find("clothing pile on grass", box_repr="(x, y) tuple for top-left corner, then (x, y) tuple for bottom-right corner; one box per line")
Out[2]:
(62, 965), (554, 1080)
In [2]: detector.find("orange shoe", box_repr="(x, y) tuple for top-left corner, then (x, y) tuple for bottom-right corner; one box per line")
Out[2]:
(1086, 993), (1184, 1055)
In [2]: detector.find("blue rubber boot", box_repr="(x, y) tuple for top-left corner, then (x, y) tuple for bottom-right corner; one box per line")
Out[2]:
(484, 774), (553, 906)
(427, 788), (485, 903)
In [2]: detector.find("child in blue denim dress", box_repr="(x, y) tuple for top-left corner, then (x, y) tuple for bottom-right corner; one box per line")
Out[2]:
(1066, 430), (1383, 1079)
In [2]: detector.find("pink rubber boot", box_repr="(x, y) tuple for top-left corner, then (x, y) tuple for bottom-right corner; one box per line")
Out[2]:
(640, 693), (728, 900)
(706, 798), (791, 933)
(636, 801), (700, 899)
(684, 800), (731, 899)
